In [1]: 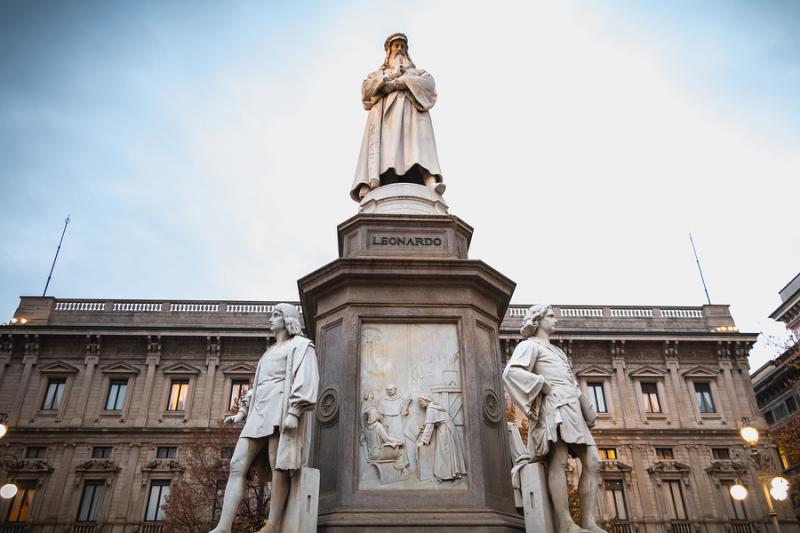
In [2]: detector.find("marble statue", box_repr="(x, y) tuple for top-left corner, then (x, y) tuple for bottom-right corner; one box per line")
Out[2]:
(351, 32), (445, 202)
(503, 304), (606, 533)
(210, 303), (319, 533)
(416, 393), (466, 483)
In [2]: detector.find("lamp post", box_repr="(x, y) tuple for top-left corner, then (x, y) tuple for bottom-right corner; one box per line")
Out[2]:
(733, 417), (789, 533)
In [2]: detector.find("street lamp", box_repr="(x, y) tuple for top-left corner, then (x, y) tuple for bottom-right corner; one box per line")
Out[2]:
(730, 481), (748, 501)
(739, 417), (788, 533)
(0, 483), (17, 499)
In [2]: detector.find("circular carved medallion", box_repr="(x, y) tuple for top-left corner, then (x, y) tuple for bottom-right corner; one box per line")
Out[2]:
(316, 385), (340, 426)
(482, 388), (502, 425)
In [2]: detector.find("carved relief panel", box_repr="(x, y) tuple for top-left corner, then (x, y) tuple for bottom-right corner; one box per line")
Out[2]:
(358, 323), (466, 490)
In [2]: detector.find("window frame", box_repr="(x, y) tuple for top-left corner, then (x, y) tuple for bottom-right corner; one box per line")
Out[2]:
(144, 480), (172, 522)
(228, 379), (251, 412)
(76, 480), (105, 523)
(166, 380), (190, 412)
(603, 479), (629, 521)
(156, 446), (178, 459)
(104, 379), (129, 412)
(655, 447), (675, 460)
(641, 382), (662, 414)
(5, 480), (36, 523)
(91, 446), (113, 459)
(24, 446), (47, 459)
(598, 448), (618, 461)
(694, 382), (716, 414)
(587, 382), (608, 414)
(41, 378), (66, 411)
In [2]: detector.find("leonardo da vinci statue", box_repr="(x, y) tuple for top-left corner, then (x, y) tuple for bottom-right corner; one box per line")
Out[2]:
(351, 33), (445, 202)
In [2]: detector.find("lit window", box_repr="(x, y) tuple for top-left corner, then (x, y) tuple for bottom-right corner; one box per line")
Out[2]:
(167, 381), (189, 411)
(6, 481), (36, 523)
(92, 447), (112, 459)
(145, 480), (171, 521)
(229, 380), (250, 411)
(655, 448), (674, 460)
(587, 382), (608, 414)
(599, 448), (617, 460)
(695, 383), (715, 413)
(711, 448), (731, 460)
(105, 380), (128, 411)
(76, 481), (104, 522)
(156, 447), (177, 459)
(24, 447), (46, 459)
(42, 378), (66, 410)
(778, 448), (790, 470)
(603, 479), (628, 520)
(641, 383), (661, 414)
(664, 480), (687, 520)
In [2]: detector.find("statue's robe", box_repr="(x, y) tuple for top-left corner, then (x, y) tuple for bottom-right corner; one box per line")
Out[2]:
(503, 338), (595, 461)
(351, 66), (444, 201)
(238, 335), (319, 471)
(419, 402), (466, 482)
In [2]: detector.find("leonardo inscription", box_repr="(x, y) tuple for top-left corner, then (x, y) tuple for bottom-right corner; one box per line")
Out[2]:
(359, 323), (466, 490)
(370, 235), (443, 247)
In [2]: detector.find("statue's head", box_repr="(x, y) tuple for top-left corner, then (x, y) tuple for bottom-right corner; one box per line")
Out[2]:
(418, 393), (432, 407)
(365, 406), (380, 424)
(520, 304), (557, 338)
(269, 303), (303, 337)
(383, 32), (414, 69)
(386, 384), (397, 396)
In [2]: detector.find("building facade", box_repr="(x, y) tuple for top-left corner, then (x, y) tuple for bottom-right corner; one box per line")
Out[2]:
(0, 296), (795, 533)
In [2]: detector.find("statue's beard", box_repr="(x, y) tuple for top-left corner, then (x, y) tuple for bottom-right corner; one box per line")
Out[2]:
(388, 52), (413, 72)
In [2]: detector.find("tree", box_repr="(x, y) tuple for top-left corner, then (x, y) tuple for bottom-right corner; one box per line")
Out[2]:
(162, 425), (269, 533)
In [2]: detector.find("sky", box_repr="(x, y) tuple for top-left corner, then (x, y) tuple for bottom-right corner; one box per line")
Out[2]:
(0, 0), (798, 369)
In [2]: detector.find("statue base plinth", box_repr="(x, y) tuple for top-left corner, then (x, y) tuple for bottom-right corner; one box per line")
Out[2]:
(298, 199), (522, 531)
(280, 466), (319, 533)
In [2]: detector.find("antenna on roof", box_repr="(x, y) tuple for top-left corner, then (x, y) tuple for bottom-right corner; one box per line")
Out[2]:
(43, 215), (71, 297)
(688, 232), (712, 305)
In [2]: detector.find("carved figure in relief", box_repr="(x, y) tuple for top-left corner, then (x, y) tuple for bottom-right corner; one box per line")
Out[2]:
(351, 33), (445, 201)
(210, 304), (319, 533)
(416, 393), (466, 482)
(377, 384), (411, 440)
(363, 406), (410, 482)
(503, 304), (606, 533)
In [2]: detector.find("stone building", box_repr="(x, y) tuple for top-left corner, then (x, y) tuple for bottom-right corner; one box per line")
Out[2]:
(751, 272), (800, 519)
(0, 296), (795, 532)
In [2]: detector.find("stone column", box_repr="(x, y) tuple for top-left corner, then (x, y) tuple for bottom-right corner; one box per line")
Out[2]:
(73, 337), (100, 425)
(611, 351), (633, 428)
(10, 334), (39, 425)
(137, 335), (161, 427)
(204, 335), (221, 426)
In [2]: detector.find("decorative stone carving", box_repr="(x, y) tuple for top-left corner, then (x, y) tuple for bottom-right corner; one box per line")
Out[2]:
(503, 304), (607, 533)
(358, 323), (466, 490)
(211, 303), (319, 533)
(482, 388), (502, 425)
(351, 33), (445, 202)
(316, 385), (340, 426)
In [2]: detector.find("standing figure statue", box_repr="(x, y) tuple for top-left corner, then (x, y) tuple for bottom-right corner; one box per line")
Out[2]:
(416, 393), (466, 482)
(210, 303), (319, 533)
(351, 32), (445, 202)
(503, 304), (606, 533)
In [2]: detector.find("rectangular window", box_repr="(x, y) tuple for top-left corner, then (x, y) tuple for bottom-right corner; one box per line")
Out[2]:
(787, 396), (798, 414)
(145, 480), (171, 521)
(41, 378), (66, 410)
(167, 380), (189, 411)
(6, 481), (36, 523)
(664, 480), (687, 520)
(105, 379), (128, 411)
(156, 446), (177, 459)
(656, 448), (674, 460)
(779, 448), (790, 470)
(720, 480), (747, 519)
(765, 410), (775, 425)
(76, 481), (104, 522)
(229, 380), (251, 411)
(598, 448), (617, 460)
(773, 402), (789, 421)
(603, 479), (628, 520)
(712, 448), (731, 460)
(641, 382), (662, 414)
(92, 446), (112, 459)
(695, 382), (715, 413)
(24, 446), (46, 459)
(587, 382), (608, 414)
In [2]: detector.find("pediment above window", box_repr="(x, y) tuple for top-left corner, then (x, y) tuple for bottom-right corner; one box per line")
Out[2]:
(99, 361), (141, 375)
(162, 362), (201, 375)
(705, 460), (747, 475)
(629, 365), (667, 378)
(681, 366), (719, 379)
(575, 365), (614, 378)
(38, 360), (80, 374)
(647, 460), (691, 474)
(222, 362), (256, 375)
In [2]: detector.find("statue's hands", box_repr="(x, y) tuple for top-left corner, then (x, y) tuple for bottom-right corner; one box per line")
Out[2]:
(383, 81), (398, 94)
(393, 77), (407, 90)
(283, 413), (299, 430)
(224, 412), (245, 424)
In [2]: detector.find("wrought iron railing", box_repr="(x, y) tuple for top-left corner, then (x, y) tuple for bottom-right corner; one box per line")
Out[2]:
(603, 520), (635, 533)
(670, 521), (693, 533)
(728, 520), (755, 533)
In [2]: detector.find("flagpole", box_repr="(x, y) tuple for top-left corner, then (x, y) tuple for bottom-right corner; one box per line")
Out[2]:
(689, 232), (712, 305)
(43, 215), (70, 297)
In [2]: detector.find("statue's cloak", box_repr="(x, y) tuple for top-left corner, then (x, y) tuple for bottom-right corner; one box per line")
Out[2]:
(351, 67), (444, 201)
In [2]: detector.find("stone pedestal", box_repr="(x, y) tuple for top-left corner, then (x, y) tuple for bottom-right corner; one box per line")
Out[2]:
(297, 184), (522, 531)
(282, 467), (320, 533)
(518, 463), (555, 533)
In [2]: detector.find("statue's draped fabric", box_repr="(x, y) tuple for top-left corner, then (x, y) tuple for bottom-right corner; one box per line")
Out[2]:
(419, 402), (466, 481)
(239, 335), (319, 470)
(503, 338), (595, 460)
(351, 67), (444, 201)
